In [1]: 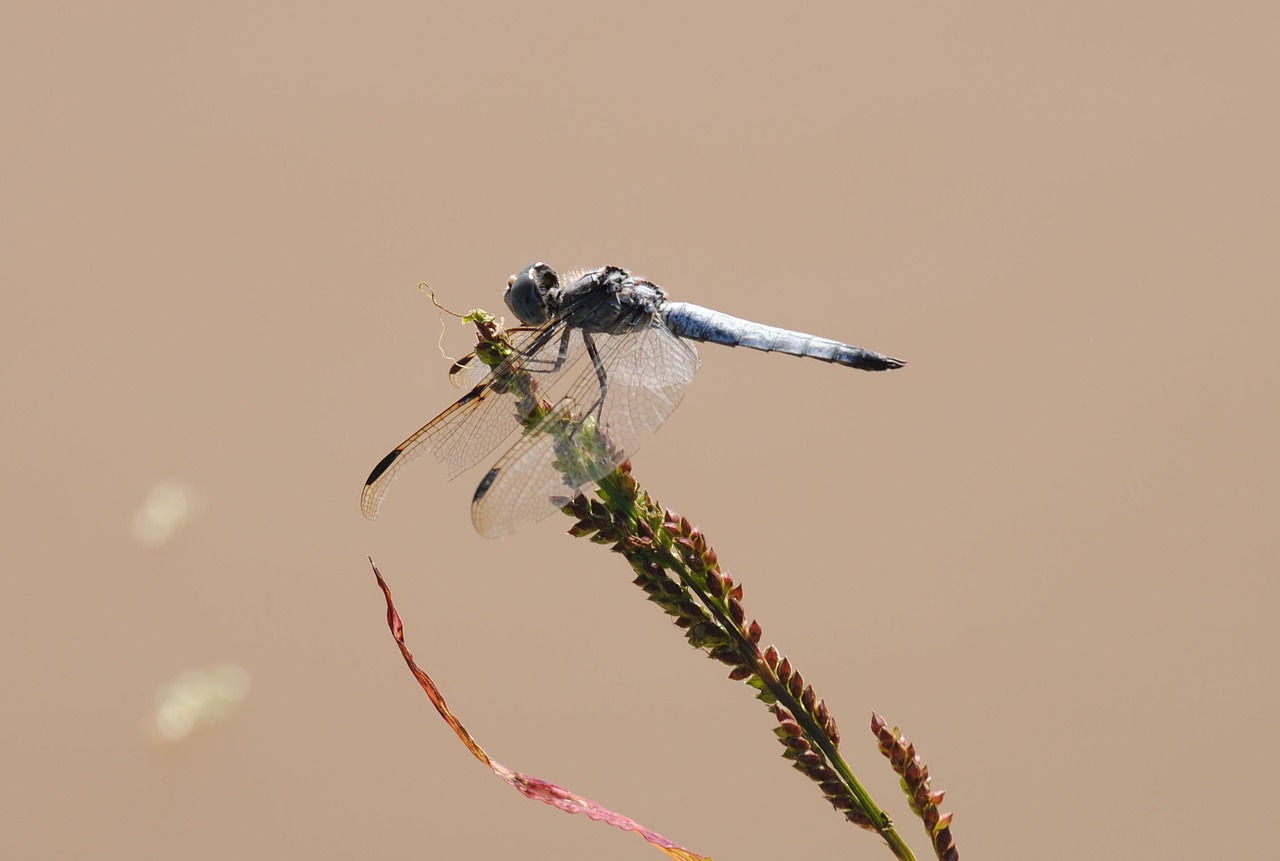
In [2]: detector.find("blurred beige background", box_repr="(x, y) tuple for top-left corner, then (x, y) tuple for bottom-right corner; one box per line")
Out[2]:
(3, 3), (1276, 859)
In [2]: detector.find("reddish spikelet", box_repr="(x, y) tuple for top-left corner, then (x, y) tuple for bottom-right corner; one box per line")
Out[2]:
(685, 621), (722, 646)
(708, 644), (746, 667)
(871, 713), (959, 861)
(774, 709), (802, 736)
(688, 527), (705, 552)
(823, 711), (841, 747)
(676, 599), (703, 620)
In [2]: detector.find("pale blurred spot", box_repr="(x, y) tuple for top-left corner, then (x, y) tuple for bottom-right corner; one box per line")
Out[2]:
(152, 663), (251, 743)
(130, 480), (204, 547)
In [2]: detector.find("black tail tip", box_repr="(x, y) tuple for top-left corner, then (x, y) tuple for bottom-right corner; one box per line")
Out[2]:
(865, 354), (906, 371)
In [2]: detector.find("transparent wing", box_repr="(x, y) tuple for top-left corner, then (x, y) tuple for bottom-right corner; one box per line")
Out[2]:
(471, 321), (701, 537)
(360, 321), (591, 519)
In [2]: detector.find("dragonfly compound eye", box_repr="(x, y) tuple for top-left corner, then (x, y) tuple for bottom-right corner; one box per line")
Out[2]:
(504, 263), (557, 325)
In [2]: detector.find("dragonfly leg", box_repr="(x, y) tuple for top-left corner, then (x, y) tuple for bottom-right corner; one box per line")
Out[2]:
(555, 331), (620, 477)
(521, 325), (575, 375)
(581, 332), (609, 420)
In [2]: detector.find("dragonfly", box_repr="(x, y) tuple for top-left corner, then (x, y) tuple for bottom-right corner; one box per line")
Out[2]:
(362, 263), (905, 537)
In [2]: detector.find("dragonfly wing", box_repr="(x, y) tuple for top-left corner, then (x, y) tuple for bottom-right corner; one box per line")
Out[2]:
(470, 322), (700, 537)
(562, 319), (701, 451)
(360, 321), (590, 519)
(362, 387), (490, 519)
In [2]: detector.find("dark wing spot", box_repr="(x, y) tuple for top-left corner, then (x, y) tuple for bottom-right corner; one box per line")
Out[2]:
(472, 467), (499, 503)
(366, 448), (404, 486)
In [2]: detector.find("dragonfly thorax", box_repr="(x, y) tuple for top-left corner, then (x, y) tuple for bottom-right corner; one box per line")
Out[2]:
(506, 263), (669, 335)
(563, 266), (669, 335)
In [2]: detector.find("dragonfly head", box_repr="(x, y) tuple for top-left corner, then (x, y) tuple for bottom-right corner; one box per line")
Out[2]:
(505, 263), (559, 326)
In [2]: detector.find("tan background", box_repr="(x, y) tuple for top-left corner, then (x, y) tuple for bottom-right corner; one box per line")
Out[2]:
(3, 3), (1276, 859)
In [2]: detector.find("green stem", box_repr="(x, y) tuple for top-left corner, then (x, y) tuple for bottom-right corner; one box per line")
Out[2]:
(593, 473), (916, 861)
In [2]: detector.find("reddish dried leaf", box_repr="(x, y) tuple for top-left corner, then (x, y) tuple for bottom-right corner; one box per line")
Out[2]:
(371, 560), (710, 861)
(373, 559), (490, 765)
